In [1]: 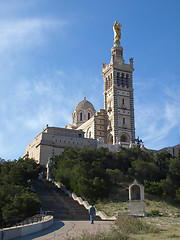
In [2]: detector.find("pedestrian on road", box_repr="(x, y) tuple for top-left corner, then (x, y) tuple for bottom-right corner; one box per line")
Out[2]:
(89, 205), (96, 224)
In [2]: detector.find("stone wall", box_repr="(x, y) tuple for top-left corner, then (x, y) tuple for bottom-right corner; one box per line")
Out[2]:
(24, 126), (97, 165)
(1, 215), (53, 240)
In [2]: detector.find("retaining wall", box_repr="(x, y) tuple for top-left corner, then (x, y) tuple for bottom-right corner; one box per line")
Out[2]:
(0, 215), (53, 240)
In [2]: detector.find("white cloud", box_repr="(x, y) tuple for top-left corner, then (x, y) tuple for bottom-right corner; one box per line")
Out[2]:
(0, 0), (37, 14)
(0, 67), (75, 160)
(0, 18), (67, 52)
(21, 106), (54, 130)
(0, 68), (77, 133)
(20, 105), (72, 131)
(134, 77), (157, 92)
(135, 82), (180, 149)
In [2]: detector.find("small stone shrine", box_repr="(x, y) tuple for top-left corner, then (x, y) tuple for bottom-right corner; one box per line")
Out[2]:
(129, 179), (146, 216)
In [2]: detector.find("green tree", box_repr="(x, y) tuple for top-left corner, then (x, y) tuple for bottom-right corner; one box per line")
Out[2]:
(2, 191), (41, 220)
(169, 158), (180, 187)
(154, 151), (172, 176)
(144, 180), (162, 195)
(176, 188), (180, 203)
(106, 168), (125, 184)
(51, 147), (111, 202)
(0, 158), (41, 227)
(50, 146), (179, 202)
(0, 158), (41, 186)
(160, 177), (176, 198)
(130, 160), (162, 182)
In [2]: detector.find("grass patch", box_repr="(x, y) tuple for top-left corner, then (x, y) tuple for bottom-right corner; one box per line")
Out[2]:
(168, 234), (180, 238)
(147, 210), (161, 216)
(94, 185), (180, 240)
(115, 214), (159, 234)
(95, 185), (180, 217)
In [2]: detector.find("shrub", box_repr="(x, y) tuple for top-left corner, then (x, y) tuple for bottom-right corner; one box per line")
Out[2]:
(147, 210), (160, 216)
(160, 178), (176, 197)
(176, 188), (180, 203)
(115, 214), (159, 234)
(144, 180), (162, 195)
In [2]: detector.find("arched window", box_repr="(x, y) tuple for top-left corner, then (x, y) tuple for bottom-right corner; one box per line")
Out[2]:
(108, 134), (113, 144)
(108, 77), (111, 88)
(88, 112), (91, 120)
(131, 185), (140, 200)
(122, 98), (125, 105)
(117, 72), (120, 86)
(106, 78), (108, 89)
(80, 112), (83, 121)
(121, 73), (124, 87)
(105, 79), (108, 90)
(120, 134), (129, 142)
(110, 77), (112, 87)
(126, 74), (129, 88)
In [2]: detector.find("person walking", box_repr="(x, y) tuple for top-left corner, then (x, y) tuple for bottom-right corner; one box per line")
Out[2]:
(89, 205), (96, 224)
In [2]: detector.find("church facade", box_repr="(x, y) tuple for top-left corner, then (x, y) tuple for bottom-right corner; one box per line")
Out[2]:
(66, 21), (135, 147)
(24, 22), (136, 166)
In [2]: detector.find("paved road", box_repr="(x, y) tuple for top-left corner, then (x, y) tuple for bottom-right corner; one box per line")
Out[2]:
(14, 220), (114, 240)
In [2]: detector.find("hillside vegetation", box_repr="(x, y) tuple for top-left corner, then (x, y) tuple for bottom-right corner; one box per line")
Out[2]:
(0, 158), (42, 227)
(50, 146), (180, 203)
(50, 146), (180, 240)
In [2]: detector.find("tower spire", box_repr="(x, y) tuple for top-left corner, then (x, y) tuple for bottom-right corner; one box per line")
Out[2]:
(102, 22), (135, 146)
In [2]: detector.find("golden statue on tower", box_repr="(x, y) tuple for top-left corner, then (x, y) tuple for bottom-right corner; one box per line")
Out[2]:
(113, 21), (122, 44)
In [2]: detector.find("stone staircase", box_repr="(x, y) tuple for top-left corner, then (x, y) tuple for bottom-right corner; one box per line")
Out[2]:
(31, 179), (100, 221)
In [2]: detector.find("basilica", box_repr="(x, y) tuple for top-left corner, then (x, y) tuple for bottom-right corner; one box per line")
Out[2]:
(24, 21), (137, 166)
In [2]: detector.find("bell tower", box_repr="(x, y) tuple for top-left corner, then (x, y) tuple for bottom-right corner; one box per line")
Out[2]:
(102, 21), (135, 146)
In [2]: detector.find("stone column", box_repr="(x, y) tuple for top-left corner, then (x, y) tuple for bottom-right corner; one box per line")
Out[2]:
(46, 157), (52, 180)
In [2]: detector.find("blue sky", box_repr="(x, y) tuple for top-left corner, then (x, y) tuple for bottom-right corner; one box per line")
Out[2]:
(0, 0), (180, 160)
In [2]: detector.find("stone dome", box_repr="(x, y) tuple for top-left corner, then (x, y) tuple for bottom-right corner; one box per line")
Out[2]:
(75, 97), (95, 112)
(72, 97), (96, 127)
